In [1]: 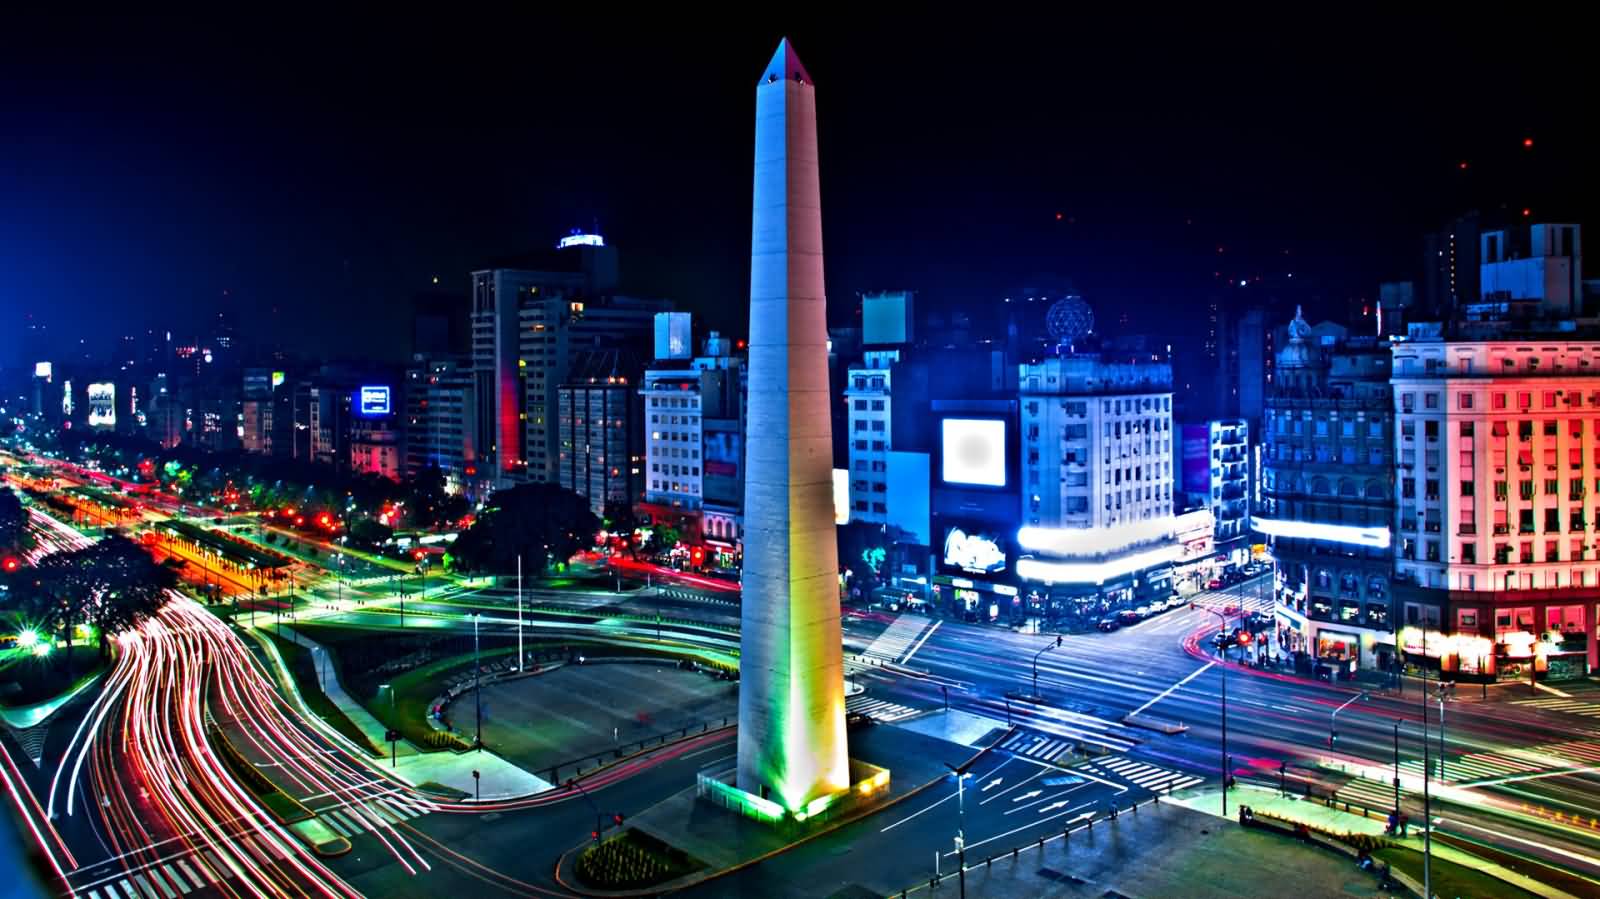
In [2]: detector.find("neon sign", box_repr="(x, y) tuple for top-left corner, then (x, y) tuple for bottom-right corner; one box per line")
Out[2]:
(557, 232), (605, 249)
(358, 385), (391, 416)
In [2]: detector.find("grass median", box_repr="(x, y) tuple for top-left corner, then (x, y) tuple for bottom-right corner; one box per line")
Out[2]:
(263, 632), (383, 757)
(1375, 846), (1543, 899)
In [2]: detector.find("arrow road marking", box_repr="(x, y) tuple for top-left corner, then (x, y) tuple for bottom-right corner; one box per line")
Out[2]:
(1012, 790), (1041, 802)
(981, 778), (1004, 792)
(1039, 800), (1070, 813)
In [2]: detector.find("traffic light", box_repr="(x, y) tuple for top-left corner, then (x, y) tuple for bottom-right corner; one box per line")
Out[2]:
(612, 813), (624, 827)
(1, 556), (18, 573)
(590, 830), (599, 841)
(1237, 631), (1253, 646)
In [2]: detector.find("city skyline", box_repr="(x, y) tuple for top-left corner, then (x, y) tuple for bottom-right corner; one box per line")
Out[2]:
(3, 13), (1593, 367)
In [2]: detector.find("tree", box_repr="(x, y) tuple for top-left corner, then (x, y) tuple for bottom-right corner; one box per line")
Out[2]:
(0, 487), (27, 553)
(23, 534), (177, 666)
(449, 483), (600, 577)
(407, 465), (467, 530)
(837, 521), (890, 598)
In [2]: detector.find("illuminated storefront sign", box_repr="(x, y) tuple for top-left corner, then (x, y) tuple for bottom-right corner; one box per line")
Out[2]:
(557, 232), (605, 249)
(1252, 517), (1390, 549)
(357, 385), (391, 416)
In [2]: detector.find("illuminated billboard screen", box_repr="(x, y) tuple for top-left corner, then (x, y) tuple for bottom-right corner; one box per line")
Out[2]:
(1180, 424), (1210, 493)
(34, 362), (52, 379)
(832, 469), (850, 525)
(357, 385), (391, 416)
(87, 382), (115, 429)
(271, 371), (286, 389)
(941, 418), (1007, 487)
(941, 523), (1007, 575)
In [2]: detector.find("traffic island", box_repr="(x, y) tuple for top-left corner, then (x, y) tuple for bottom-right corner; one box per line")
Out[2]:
(573, 829), (704, 891)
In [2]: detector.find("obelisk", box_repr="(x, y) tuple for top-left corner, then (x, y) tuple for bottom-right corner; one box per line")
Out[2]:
(736, 37), (850, 812)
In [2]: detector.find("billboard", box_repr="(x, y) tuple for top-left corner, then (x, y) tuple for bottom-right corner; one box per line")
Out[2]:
(271, 371), (286, 389)
(941, 418), (1007, 487)
(832, 468), (850, 525)
(357, 385), (392, 417)
(654, 312), (692, 361)
(702, 427), (742, 506)
(87, 382), (115, 429)
(941, 523), (1007, 575)
(62, 380), (73, 416)
(862, 291), (914, 346)
(1180, 424), (1210, 493)
(33, 362), (52, 380)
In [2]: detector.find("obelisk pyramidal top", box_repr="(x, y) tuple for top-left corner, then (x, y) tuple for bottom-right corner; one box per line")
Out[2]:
(736, 37), (850, 812)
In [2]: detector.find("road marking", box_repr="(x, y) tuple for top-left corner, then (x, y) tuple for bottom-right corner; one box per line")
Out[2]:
(1011, 790), (1041, 802)
(879, 791), (956, 833)
(981, 777), (1004, 792)
(1039, 800), (1071, 813)
(162, 863), (192, 895)
(945, 801), (1096, 857)
(901, 620), (942, 664)
(1005, 783), (1088, 816)
(1128, 662), (1214, 719)
(980, 765), (1046, 806)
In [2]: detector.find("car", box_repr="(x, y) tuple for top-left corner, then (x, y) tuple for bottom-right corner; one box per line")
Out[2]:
(1133, 605), (1151, 618)
(1097, 616), (1121, 632)
(1118, 609), (1141, 625)
(1207, 578), (1224, 590)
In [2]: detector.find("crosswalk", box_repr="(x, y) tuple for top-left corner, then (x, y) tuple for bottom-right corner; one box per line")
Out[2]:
(846, 694), (922, 723)
(1395, 739), (1600, 784)
(314, 795), (433, 837)
(1337, 776), (1399, 811)
(1512, 696), (1600, 719)
(76, 831), (295, 899)
(997, 729), (1084, 765)
(860, 614), (931, 664)
(1087, 755), (1205, 794)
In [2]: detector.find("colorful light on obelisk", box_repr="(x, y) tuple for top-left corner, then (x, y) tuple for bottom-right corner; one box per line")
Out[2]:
(735, 38), (850, 812)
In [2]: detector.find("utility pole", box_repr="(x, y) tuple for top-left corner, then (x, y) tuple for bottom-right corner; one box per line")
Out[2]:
(1421, 632), (1432, 899)
(1194, 603), (1234, 816)
(517, 554), (524, 670)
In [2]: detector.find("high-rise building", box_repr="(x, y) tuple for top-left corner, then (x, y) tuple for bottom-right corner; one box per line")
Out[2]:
(405, 356), (479, 496)
(638, 330), (746, 564)
(556, 350), (644, 519)
(1016, 353), (1177, 611)
(844, 350), (896, 524)
(1260, 309), (1395, 672)
(470, 240), (668, 488)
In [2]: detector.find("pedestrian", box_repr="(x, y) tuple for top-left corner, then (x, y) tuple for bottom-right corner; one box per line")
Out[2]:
(1399, 813), (1409, 837)
(1385, 810), (1398, 835)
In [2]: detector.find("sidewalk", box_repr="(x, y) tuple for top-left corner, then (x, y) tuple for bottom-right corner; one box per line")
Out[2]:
(270, 625), (552, 800)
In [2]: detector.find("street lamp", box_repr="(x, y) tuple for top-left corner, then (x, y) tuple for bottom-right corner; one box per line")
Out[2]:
(943, 760), (976, 899)
(473, 612), (483, 750)
(1391, 719), (1406, 816)
(1192, 602), (1235, 816)
(1328, 690), (1369, 748)
(1030, 635), (1063, 700)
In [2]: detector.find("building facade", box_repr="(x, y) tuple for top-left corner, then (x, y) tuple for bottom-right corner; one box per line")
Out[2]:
(1391, 336), (1600, 679)
(404, 356), (478, 495)
(556, 352), (644, 518)
(1260, 310), (1395, 672)
(1015, 354), (1177, 613)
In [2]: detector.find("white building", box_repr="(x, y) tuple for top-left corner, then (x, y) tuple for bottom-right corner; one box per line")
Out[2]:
(1016, 354), (1177, 607)
(844, 350), (896, 522)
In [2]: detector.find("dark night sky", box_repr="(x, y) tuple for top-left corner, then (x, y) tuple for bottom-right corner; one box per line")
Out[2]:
(1, 12), (1592, 368)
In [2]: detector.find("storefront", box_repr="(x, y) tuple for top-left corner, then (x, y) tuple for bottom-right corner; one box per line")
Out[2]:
(931, 575), (1018, 622)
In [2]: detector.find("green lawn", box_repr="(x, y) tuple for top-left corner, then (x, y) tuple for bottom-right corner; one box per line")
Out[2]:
(263, 632), (383, 757)
(1375, 846), (1544, 899)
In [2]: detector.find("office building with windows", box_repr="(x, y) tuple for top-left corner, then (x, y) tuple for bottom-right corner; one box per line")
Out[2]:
(1260, 309), (1396, 671)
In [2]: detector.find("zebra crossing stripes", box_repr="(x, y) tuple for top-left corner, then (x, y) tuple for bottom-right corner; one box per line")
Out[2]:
(1336, 776), (1398, 811)
(846, 694), (922, 723)
(316, 795), (431, 837)
(1513, 696), (1600, 719)
(860, 614), (929, 664)
(1397, 750), (1539, 783)
(999, 730), (1082, 765)
(1092, 756), (1205, 794)
(78, 834), (287, 899)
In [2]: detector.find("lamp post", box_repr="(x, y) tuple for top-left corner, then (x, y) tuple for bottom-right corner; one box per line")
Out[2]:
(516, 554), (524, 670)
(1392, 719), (1406, 816)
(1436, 686), (1447, 782)
(1328, 690), (1369, 748)
(1421, 631), (1433, 899)
(1030, 635), (1063, 699)
(943, 761), (975, 899)
(473, 612), (483, 750)
(1193, 602), (1235, 816)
